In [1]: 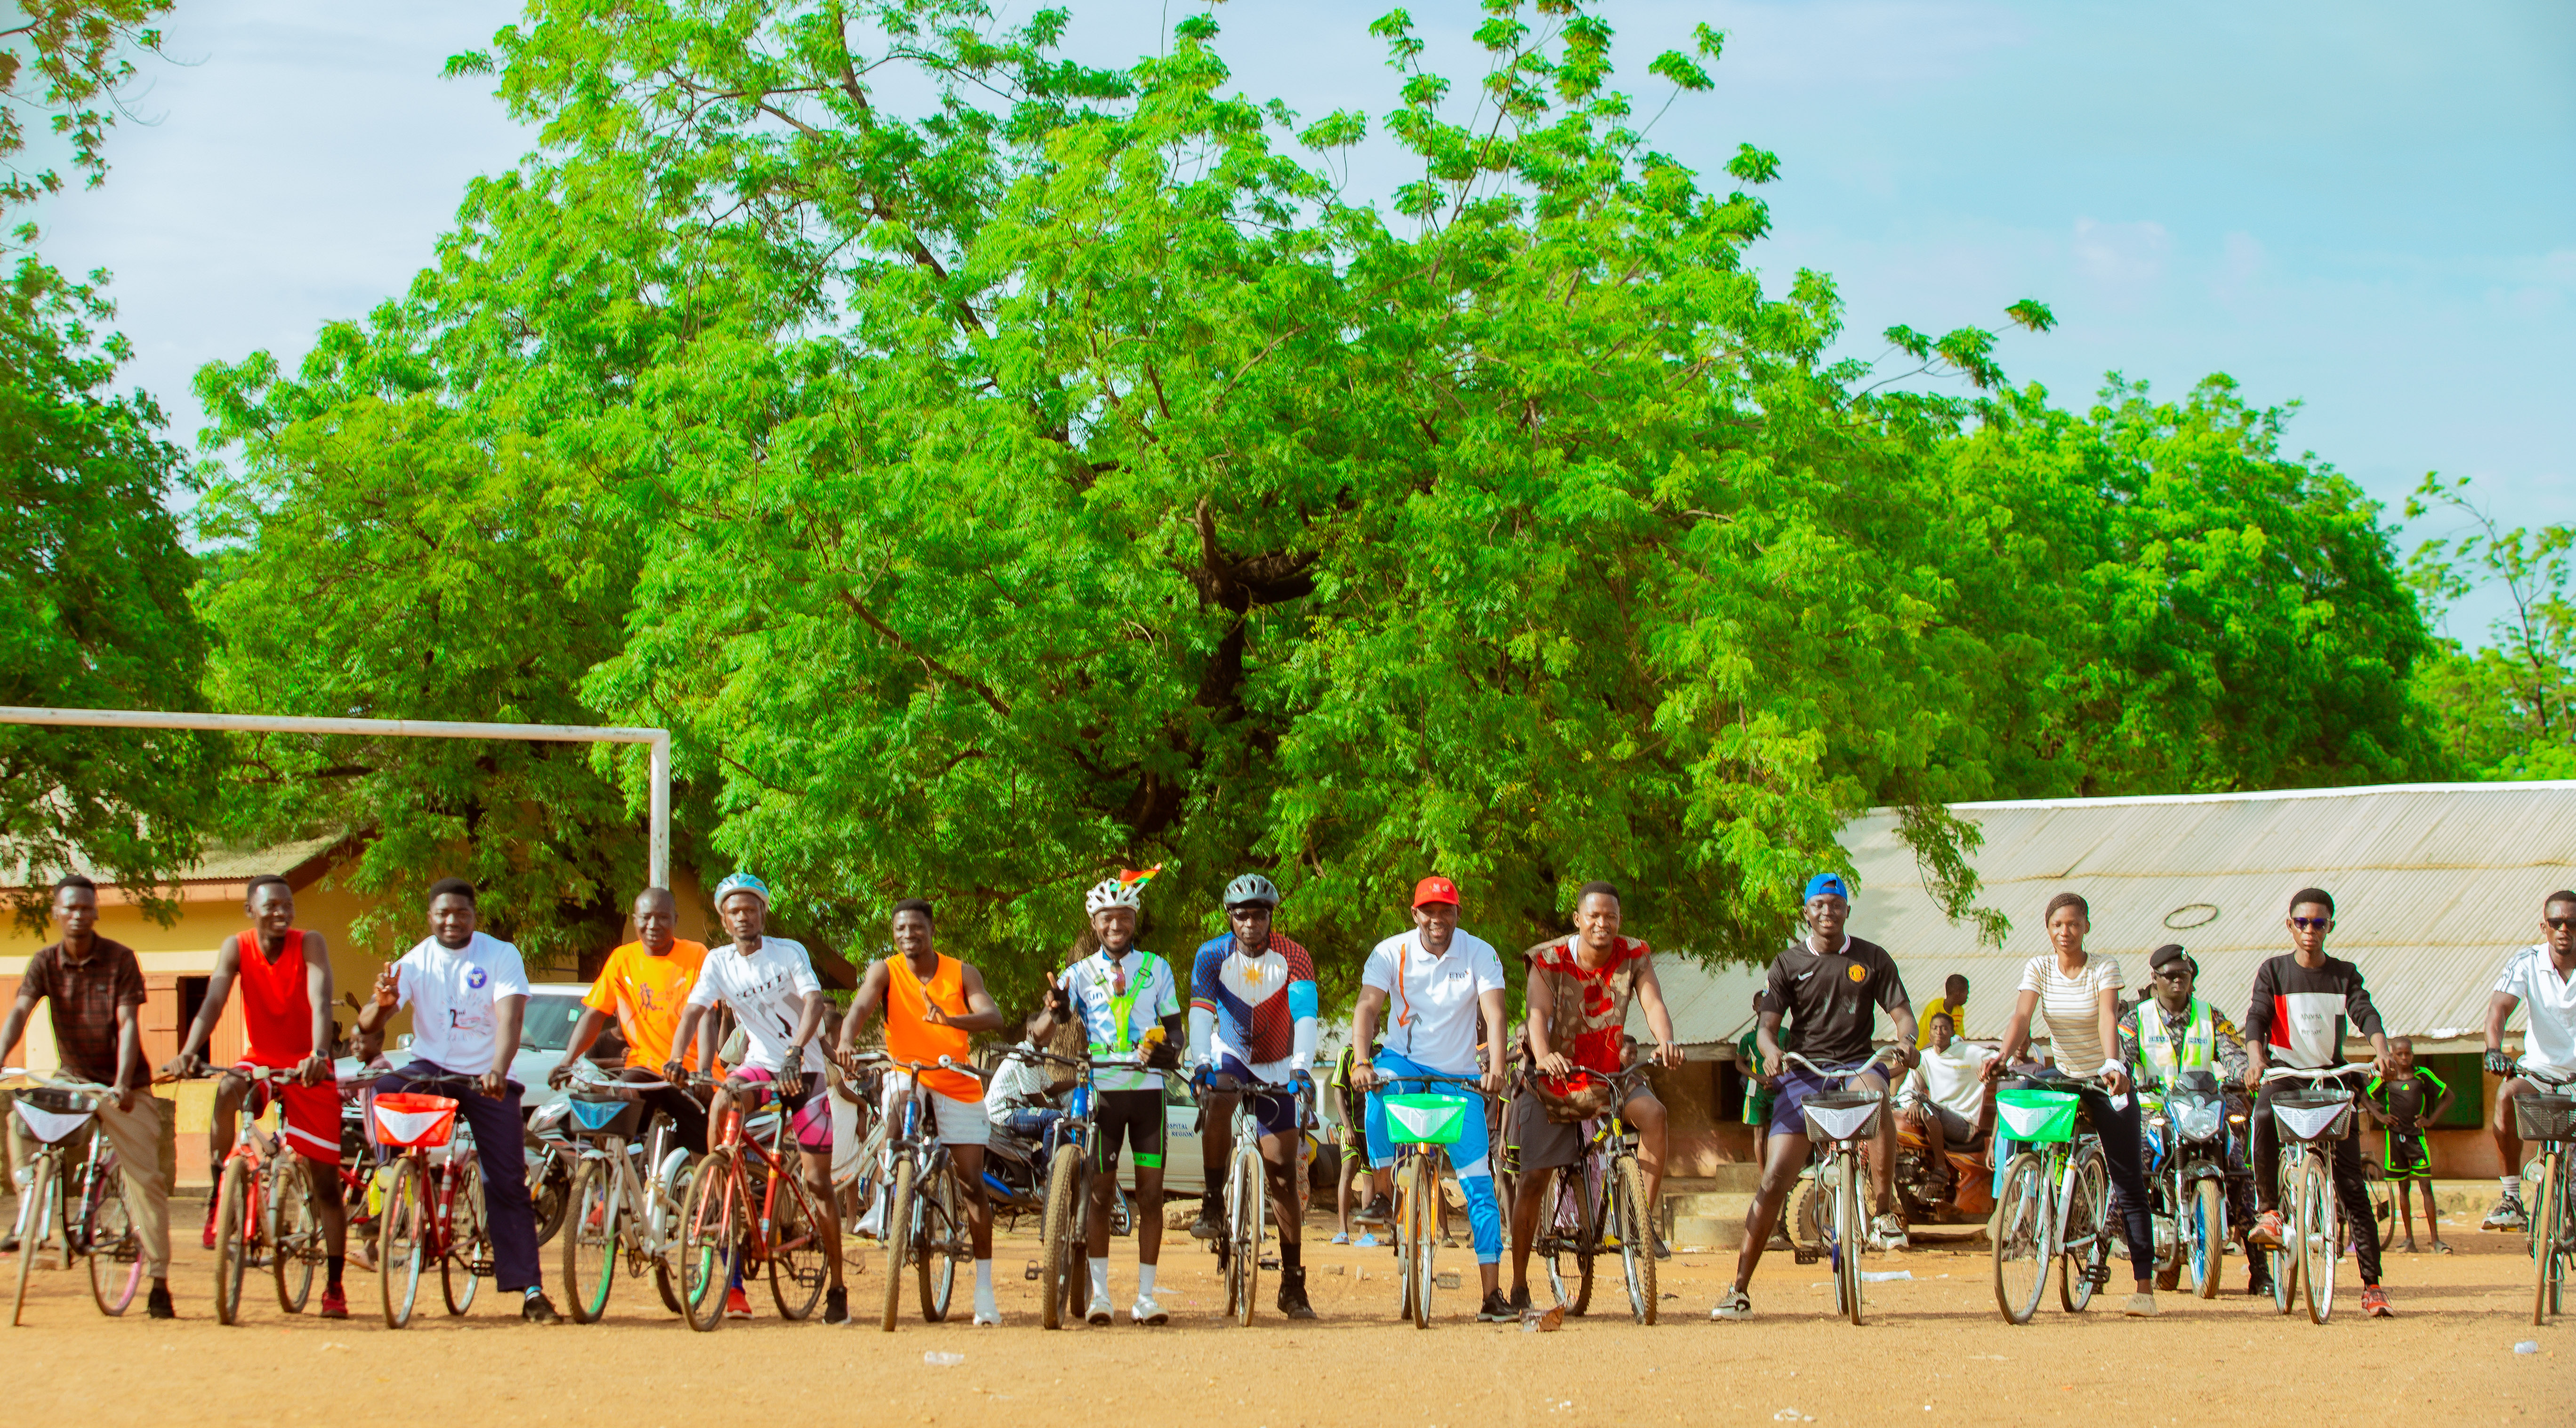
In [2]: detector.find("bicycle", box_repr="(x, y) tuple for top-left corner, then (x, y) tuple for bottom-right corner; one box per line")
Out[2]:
(1989, 1068), (2115, 1324)
(1374, 1069), (1485, 1329)
(853, 1053), (976, 1332)
(1002, 1047), (1133, 1331)
(3, 1070), (145, 1324)
(2259, 1063), (2362, 1324)
(674, 1070), (835, 1331)
(2510, 1061), (2574, 1326)
(367, 1072), (493, 1328)
(555, 1067), (708, 1323)
(1520, 1063), (1658, 1324)
(1200, 1070), (1309, 1328)
(207, 1063), (330, 1324)
(1779, 1052), (1897, 1326)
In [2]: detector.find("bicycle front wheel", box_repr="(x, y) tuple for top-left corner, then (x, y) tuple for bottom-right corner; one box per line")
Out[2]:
(2298, 1154), (2337, 1324)
(441, 1161), (486, 1316)
(1406, 1155), (1436, 1329)
(1543, 1168), (1595, 1316)
(916, 1172), (958, 1324)
(2189, 1177), (2225, 1300)
(2535, 1152), (2565, 1326)
(1038, 1144), (1083, 1331)
(1613, 1151), (1657, 1325)
(270, 1161), (320, 1315)
(1229, 1145), (1264, 1327)
(2059, 1144), (2108, 1314)
(1990, 1152), (2047, 1324)
(84, 1163), (140, 1316)
(877, 1158), (915, 1332)
(768, 1166), (829, 1322)
(12, 1155), (53, 1326)
(378, 1158), (427, 1329)
(213, 1157), (253, 1325)
(563, 1156), (619, 1324)
(1835, 1151), (1863, 1325)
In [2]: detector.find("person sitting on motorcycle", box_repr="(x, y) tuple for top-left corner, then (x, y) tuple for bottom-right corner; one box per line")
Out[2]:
(986, 992), (1079, 1139)
(2115, 942), (2262, 1294)
(1896, 1011), (1993, 1198)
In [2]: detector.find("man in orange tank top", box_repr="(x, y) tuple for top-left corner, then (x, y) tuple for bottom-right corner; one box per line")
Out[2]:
(837, 899), (1008, 1323)
(166, 874), (351, 1317)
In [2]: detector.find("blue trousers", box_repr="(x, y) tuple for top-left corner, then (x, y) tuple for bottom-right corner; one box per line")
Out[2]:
(375, 1064), (541, 1293)
(1363, 1049), (1501, 1264)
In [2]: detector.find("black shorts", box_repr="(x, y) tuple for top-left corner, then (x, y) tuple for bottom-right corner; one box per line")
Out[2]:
(1509, 1089), (1587, 1174)
(1925, 1103), (1983, 1145)
(1093, 1088), (1166, 1173)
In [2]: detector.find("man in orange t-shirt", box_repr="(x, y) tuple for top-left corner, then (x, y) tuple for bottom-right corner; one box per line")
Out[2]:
(837, 898), (1007, 1323)
(549, 886), (713, 1152)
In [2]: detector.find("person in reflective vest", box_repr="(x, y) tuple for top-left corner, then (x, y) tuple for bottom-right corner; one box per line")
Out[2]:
(2116, 942), (2262, 1296)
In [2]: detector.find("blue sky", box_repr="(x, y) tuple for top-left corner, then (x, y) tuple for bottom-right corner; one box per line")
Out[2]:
(25, 0), (2572, 643)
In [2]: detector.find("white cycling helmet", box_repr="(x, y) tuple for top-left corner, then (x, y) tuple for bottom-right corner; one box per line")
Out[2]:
(1084, 865), (1161, 915)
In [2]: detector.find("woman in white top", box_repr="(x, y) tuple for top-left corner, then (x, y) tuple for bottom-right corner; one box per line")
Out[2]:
(1982, 891), (2161, 1316)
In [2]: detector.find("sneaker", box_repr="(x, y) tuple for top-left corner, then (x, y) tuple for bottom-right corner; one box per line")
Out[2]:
(1709, 1286), (1753, 1321)
(1871, 1212), (1909, 1249)
(1131, 1294), (1167, 1325)
(521, 1292), (562, 1324)
(2249, 1209), (2285, 1248)
(1329, 1230), (1350, 1244)
(0, 1235), (16, 1254)
(822, 1286), (848, 1325)
(2362, 1285), (2393, 1318)
(724, 1285), (754, 1320)
(1508, 1284), (1531, 1313)
(319, 1286), (349, 1320)
(201, 1195), (219, 1251)
(974, 1301), (1002, 1326)
(1653, 1226), (1672, 1261)
(1087, 1290), (1114, 1326)
(2485, 1192), (2528, 1231)
(1189, 1198), (1224, 1241)
(2123, 1291), (2158, 1317)
(1277, 1266), (1316, 1320)
(1440, 1233), (1460, 1249)
(854, 1202), (886, 1241)
(2246, 1259), (2275, 1300)
(1476, 1290), (1516, 1323)
(1355, 1195), (1393, 1227)
(1353, 1231), (1380, 1248)
(147, 1284), (175, 1320)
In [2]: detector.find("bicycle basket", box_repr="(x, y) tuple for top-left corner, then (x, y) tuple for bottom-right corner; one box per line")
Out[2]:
(1382, 1092), (1468, 1146)
(1799, 1090), (1884, 1143)
(1995, 1089), (2081, 1144)
(10, 1091), (95, 1144)
(2514, 1094), (2576, 1143)
(370, 1092), (460, 1148)
(566, 1094), (643, 1139)
(2268, 1090), (2353, 1143)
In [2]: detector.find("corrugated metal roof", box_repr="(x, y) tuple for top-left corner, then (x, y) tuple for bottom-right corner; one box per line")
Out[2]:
(1648, 781), (2576, 1048)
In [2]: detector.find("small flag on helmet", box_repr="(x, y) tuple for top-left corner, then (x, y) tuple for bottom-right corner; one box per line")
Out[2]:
(1117, 865), (1163, 892)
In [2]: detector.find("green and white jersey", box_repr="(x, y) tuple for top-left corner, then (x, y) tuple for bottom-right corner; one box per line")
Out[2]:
(1056, 947), (1180, 1093)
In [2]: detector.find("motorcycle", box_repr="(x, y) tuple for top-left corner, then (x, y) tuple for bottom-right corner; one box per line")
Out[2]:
(1888, 1108), (1995, 1227)
(2141, 1067), (2240, 1298)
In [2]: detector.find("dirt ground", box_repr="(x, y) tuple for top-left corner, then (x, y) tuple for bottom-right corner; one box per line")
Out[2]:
(5, 1205), (2568, 1428)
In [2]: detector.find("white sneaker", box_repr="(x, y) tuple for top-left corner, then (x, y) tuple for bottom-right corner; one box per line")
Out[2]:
(1086, 1290), (1114, 1326)
(1131, 1294), (1168, 1325)
(1710, 1287), (1753, 1321)
(1871, 1212), (1910, 1249)
(854, 1202), (886, 1241)
(973, 1298), (1002, 1326)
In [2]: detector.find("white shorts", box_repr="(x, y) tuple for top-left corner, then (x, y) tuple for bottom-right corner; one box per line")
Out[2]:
(880, 1074), (990, 1147)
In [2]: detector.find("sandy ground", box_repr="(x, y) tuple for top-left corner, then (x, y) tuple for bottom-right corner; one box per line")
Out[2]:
(5, 1207), (2568, 1428)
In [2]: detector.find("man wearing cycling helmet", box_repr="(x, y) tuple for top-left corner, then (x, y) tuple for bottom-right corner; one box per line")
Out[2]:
(1712, 873), (1914, 1322)
(1506, 881), (1681, 1311)
(1188, 872), (1322, 1319)
(1055, 867), (1185, 1325)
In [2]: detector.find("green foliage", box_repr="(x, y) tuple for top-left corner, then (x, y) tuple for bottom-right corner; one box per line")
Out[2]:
(0, 0), (170, 220)
(2405, 475), (2576, 779)
(0, 255), (210, 928)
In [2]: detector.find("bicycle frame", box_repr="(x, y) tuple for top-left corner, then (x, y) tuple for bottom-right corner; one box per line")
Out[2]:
(5, 1071), (120, 1326)
(2261, 1063), (2360, 1324)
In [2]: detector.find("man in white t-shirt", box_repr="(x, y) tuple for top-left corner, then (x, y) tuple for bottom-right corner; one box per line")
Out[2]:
(355, 878), (559, 1324)
(1349, 875), (1513, 1322)
(1897, 1011), (1993, 1192)
(668, 871), (848, 1324)
(2482, 888), (2576, 1231)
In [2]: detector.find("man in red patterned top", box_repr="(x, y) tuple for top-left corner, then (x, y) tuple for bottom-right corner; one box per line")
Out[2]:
(1505, 881), (1681, 1309)
(168, 874), (351, 1316)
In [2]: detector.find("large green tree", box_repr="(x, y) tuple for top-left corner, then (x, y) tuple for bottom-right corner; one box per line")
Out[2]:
(2405, 475), (2576, 779)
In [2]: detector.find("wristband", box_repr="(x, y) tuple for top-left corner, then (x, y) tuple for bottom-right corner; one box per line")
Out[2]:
(2096, 1059), (2124, 1080)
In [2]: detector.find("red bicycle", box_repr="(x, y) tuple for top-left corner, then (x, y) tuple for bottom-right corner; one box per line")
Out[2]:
(675, 1072), (834, 1331)
(208, 1064), (330, 1324)
(369, 1074), (494, 1328)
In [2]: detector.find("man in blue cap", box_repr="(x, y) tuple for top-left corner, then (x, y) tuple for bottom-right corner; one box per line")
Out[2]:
(1709, 872), (1916, 1321)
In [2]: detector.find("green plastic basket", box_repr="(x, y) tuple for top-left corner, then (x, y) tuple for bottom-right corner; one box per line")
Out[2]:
(1995, 1088), (2081, 1144)
(1382, 1092), (1469, 1146)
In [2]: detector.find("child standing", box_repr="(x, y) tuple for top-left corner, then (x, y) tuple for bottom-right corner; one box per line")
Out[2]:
(2362, 1036), (2455, 1254)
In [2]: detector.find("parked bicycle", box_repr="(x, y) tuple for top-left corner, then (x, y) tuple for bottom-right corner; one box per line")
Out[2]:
(1521, 1062), (1658, 1324)
(1780, 1051), (1898, 1326)
(368, 1072), (493, 1328)
(2258, 1063), (2362, 1324)
(851, 1053), (976, 1332)
(674, 1071), (834, 1331)
(2512, 1060), (2575, 1326)
(3, 1070), (145, 1324)
(1376, 1069), (1485, 1329)
(555, 1067), (708, 1323)
(1989, 1067), (2115, 1324)
(1200, 1070), (1309, 1328)
(209, 1063), (330, 1324)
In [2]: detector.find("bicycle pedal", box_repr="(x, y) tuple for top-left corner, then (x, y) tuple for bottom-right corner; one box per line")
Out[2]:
(1259, 1257), (1279, 1271)
(1022, 1260), (1041, 1281)
(2085, 1263), (2112, 1287)
(1792, 1248), (1819, 1265)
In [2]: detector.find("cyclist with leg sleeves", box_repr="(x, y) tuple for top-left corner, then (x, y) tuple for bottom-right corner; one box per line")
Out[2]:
(1350, 876), (1513, 1323)
(2482, 890), (2576, 1231)
(2114, 942), (2263, 1291)
(164, 874), (349, 1316)
(1507, 881), (1681, 1311)
(1188, 873), (1322, 1319)
(837, 896), (1009, 1323)
(547, 887), (713, 1155)
(2241, 887), (2394, 1317)
(1713, 874), (1915, 1322)
(1052, 869), (1183, 1325)
(0, 875), (175, 1317)
(354, 878), (561, 1324)
(668, 872), (848, 1324)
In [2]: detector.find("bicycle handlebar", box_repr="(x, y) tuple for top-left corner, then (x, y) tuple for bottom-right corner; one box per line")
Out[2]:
(2260, 1065), (2362, 1084)
(1779, 1051), (1900, 1081)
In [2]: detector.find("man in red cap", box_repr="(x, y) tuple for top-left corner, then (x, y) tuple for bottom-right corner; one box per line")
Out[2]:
(1350, 874), (1513, 1321)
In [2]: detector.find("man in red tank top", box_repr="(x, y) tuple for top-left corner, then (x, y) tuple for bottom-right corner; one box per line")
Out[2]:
(167, 874), (350, 1317)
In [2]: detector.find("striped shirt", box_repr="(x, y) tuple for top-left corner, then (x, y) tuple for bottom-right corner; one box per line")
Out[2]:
(2017, 953), (2123, 1072)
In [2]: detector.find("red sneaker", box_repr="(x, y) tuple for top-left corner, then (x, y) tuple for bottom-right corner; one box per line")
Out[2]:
(201, 1195), (220, 1251)
(2249, 1210), (2285, 1248)
(319, 1286), (349, 1320)
(724, 1286), (753, 1320)
(2361, 1285), (2392, 1318)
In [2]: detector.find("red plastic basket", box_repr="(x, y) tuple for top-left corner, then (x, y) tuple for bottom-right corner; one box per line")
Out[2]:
(371, 1092), (459, 1148)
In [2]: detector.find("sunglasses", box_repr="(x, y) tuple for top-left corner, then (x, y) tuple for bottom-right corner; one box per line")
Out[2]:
(2290, 917), (2330, 931)
(2548, 917), (2575, 931)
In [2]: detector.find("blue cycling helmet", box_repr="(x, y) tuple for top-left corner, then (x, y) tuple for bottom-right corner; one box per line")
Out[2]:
(713, 871), (771, 908)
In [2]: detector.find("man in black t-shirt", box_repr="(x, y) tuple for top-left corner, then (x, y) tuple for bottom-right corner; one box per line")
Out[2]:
(1710, 874), (1915, 1322)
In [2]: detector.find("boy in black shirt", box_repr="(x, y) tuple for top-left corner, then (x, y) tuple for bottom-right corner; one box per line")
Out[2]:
(2362, 1037), (2453, 1254)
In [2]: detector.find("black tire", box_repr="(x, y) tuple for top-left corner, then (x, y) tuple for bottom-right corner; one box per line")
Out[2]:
(2059, 1145), (2107, 1314)
(917, 1173), (959, 1324)
(768, 1168), (829, 1321)
(83, 1163), (140, 1316)
(653, 1155), (696, 1317)
(679, 1150), (743, 1333)
(378, 1158), (427, 1329)
(2298, 1155), (2336, 1324)
(2535, 1152), (2563, 1327)
(1543, 1168), (1595, 1316)
(1039, 1145), (1083, 1330)
(563, 1156), (618, 1324)
(1835, 1151), (1863, 1325)
(1406, 1155), (1435, 1329)
(1990, 1152), (2047, 1324)
(2190, 1178), (2225, 1300)
(1614, 1151), (1657, 1325)
(214, 1158), (252, 1325)
(12, 1155), (52, 1326)
(2366, 1164), (2398, 1252)
(878, 1158), (916, 1332)
(271, 1161), (320, 1315)
(529, 1147), (572, 1248)
(442, 1161), (486, 1316)
(1229, 1146), (1264, 1327)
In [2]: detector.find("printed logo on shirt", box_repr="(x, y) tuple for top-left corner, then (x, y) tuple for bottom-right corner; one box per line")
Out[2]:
(1846, 964), (1868, 983)
(467, 967), (489, 990)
